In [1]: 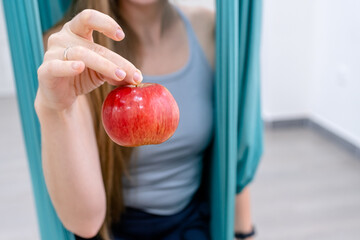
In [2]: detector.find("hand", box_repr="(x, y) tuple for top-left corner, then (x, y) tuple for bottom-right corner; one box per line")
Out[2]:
(36, 9), (142, 112)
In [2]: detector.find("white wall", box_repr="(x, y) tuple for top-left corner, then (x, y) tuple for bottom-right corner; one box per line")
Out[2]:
(261, 0), (360, 147)
(261, 0), (314, 120)
(0, 1), (15, 97)
(310, 0), (360, 147)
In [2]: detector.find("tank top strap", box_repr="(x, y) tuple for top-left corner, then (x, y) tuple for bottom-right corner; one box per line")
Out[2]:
(174, 5), (213, 72)
(174, 6), (196, 42)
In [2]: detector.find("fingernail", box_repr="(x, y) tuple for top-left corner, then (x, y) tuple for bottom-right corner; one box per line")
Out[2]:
(115, 69), (126, 80)
(72, 62), (80, 70)
(133, 71), (143, 83)
(116, 29), (125, 40)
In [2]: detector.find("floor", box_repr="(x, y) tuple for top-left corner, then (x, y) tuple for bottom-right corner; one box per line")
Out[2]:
(0, 96), (359, 240)
(252, 126), (360, 240)
(0, 97), (39, 240)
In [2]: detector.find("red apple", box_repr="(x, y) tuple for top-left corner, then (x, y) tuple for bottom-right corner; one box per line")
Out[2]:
(102, 83), (180, 147)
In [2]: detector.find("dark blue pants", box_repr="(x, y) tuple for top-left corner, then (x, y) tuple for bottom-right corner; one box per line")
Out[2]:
(111, 197), (210, 240)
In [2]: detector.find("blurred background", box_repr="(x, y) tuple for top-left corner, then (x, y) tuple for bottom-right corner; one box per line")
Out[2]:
(0, 0), (359, 239)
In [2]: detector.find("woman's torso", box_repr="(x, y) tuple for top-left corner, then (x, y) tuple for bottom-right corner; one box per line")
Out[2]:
(122, 5), (214, 215)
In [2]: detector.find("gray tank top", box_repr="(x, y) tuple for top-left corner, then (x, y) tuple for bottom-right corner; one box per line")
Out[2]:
(122, 7), (214, 215)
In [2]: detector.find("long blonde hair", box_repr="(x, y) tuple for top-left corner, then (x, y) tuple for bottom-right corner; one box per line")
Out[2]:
(62, 1), (140, 239)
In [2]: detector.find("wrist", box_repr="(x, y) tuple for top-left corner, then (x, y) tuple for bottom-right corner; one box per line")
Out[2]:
(34, 90), (76, 122)
(235, 225), (255, 240)
(234, 187), (253, 234)
(234, 222), (253, 233)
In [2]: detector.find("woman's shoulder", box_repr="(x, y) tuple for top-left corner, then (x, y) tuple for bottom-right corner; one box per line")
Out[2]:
(178, 4), (215, 68)
(179, 5), (215, 27)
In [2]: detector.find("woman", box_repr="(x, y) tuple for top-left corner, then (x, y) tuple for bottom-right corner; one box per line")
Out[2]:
(36, 0), (254, 239)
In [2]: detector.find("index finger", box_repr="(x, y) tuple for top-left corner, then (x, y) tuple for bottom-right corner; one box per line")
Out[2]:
(68, 9), (124, 42)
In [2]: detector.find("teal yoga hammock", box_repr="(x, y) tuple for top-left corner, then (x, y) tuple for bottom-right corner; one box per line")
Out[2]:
(2, 0), (263, 239)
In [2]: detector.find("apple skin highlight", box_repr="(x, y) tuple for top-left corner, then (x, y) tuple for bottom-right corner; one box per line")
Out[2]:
(102, 83), (180, 147)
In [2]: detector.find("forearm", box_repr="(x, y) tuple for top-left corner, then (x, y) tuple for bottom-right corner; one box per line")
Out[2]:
(234, 186), (254, 238)
(36, 95), (105, 236)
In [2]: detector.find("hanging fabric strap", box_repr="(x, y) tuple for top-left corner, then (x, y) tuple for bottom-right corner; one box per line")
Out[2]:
(211, 0), (263, 239)
(2, 0), (75, 239)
